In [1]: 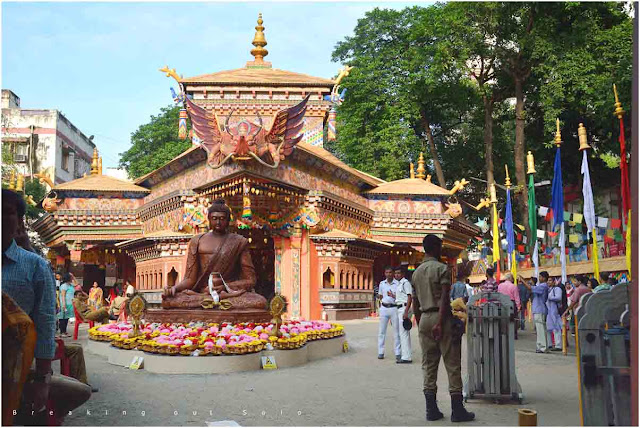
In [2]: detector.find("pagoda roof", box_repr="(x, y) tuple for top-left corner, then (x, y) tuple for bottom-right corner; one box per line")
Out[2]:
(181, 67), (335, 87)
(54, 173), (150, 194)
(365, 177), (449, 197)
(296, 142), (386, 187)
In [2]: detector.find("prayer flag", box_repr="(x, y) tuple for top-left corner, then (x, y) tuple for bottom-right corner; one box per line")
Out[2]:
(569, 234), (580, 244)
(533, 240), (540, 279)
(516, 224), (525, 231)
(607, 229), (615, 238)
(548, 231), (558, 238)
(538, 206), (548, 217)
(518, 244), (525, 252)
(528, 175), (538, 242)
(592, 228), (600, 281)
(559, 223), (567, 282)
(537, 229), (545, 239)
(626, 215), (632, 280)
(505, 187), (517, 279)
(598, 217), (608, 228)
(573, 213), (584, 224)
(550, 147), (564, 229)
(611, 218), (622, 229)
(563, 211), (571, 222)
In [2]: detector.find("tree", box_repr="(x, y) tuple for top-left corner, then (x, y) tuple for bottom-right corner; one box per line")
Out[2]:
(119, 105), (192, 179)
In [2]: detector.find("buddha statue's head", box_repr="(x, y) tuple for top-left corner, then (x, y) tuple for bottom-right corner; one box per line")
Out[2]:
(207, 199), (231, 234)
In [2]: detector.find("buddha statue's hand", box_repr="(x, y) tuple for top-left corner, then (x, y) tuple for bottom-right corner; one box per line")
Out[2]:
(163, 286), (176, 298)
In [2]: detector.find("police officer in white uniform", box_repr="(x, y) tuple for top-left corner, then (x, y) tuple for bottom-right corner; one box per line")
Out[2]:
(378, 266), (401, 361)
(394, 267), (413, 363)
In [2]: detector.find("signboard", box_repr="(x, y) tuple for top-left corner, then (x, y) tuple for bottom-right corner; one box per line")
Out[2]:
(261, 356), (277, 370)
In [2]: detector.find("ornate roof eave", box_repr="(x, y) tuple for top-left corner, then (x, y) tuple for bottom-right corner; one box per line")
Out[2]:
(135, 145), (207, 188)
(310, 230), (394, 251)
(116, 230), (194, 250)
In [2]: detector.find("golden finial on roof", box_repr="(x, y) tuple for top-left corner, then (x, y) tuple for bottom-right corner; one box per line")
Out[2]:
(416, 152), (426, 180)
(91, 148), (99, 175)
(578, 123), (591, 151)
(426, 175), (432, 183)
(16, 174), (24, 193)
(248, 13), (271, 68)
(98, 157), (103, 175)
(409, 162), (415, 179)
(8, 170), (16, 190)
(613, 84), (625, 119)
(527, 151), (536, 174)
(554, 118), (562, 147)
(504, 165), (511, 188)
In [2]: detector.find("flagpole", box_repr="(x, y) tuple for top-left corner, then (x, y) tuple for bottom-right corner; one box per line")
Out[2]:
(527, 151), (538, 277)
(613, 84), (632, 280)
(578, 123), (600, 281)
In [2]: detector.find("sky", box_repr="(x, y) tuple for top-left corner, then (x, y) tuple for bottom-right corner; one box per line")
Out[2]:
(2, 1), (428, 169)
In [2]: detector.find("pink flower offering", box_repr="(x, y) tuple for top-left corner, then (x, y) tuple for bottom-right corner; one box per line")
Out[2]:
(204, 341), (214, 348)
(259, 333), (269, 340)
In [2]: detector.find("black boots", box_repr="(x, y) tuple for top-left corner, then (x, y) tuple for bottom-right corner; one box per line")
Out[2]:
(424, 391), (444, 421)
(450, 393), (475, 422)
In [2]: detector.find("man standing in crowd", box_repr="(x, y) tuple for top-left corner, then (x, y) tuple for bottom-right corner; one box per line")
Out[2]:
(377, 267), (401, 361)
(2, 189), (91, 421)
(524, 271), (550, 353)
(394, 267), (413, 364)
(517, 275), (532, 331)
(481, 268), (498, 292)
(450, 271), (469, 303)
(412, 235), (475, 422)
(497, 273), (521, 339)
(563, 275), (592, 320)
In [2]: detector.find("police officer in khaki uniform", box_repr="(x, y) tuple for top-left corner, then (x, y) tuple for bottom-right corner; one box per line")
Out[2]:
(412, 234), (475, 422)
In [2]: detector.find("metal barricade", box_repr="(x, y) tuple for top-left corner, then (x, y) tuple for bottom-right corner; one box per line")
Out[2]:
(464, 292), (523, 403)
(575, 282), (631, 426)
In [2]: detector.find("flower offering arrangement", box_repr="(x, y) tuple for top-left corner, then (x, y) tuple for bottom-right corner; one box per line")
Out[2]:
(89, 320), (344, 356)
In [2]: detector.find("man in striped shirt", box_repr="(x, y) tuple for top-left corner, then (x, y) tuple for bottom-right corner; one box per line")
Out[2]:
(481, 267), (498, 292)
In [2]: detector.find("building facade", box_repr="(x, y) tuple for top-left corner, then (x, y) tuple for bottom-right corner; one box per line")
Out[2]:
(1, 89), (95, 187)
(32, 17), (479, 321)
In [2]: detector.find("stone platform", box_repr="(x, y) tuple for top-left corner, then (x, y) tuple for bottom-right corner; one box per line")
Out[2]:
(86, 336), (347, 374)
(144, 308), (272, 324)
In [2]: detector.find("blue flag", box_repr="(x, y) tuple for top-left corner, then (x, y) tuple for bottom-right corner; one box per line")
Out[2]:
(505, 188), (515, 255)
(550, 147), (564, 229)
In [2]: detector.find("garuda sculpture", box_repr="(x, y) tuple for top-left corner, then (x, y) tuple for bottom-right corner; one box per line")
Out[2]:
(161, 65), (310, 169)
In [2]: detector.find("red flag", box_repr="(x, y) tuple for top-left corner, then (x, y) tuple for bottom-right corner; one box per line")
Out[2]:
(611, 218), (622, 229)
(618, 117), (631, 223)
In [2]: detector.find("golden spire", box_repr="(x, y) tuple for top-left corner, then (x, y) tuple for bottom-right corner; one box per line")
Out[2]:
(504, 165), (511, 188)
(578, 123), (591, 151)
(91, 148), (99, 175)
(526, 151), (536, 174)
(613, 84), (625, 119)
(98, 157), (103, 175)
(409, 162), (415, 179)
(416, 152), (426, 180)
(554, 118), (562, 147)
(247, 13), (271, 68)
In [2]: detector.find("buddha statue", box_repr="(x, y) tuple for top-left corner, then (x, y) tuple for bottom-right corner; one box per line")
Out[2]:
(162, 199), (267, 310)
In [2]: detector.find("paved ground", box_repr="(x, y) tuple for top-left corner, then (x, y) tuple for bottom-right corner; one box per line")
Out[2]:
(60, 319), (581, 426)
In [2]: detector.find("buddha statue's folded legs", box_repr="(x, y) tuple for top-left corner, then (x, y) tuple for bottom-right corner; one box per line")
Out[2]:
(161, 289), (268, 310)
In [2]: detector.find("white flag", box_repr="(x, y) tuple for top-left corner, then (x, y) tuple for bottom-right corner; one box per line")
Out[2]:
(533, 240), (540, 279)
(559, 222), (567, 283)
(598, 217), (608, 228)
(581, 151), (596, 232)
(537, 229), (545, 239)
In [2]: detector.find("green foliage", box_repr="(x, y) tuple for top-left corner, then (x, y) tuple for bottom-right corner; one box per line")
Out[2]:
(24, 178), (46, 220)
(330, 2), (632, 216)
(119, 105), (192, 179)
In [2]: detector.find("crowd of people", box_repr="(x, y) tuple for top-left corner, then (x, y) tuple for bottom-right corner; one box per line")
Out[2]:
(373, 232), (622, 422)
(1, 188), (134, 425)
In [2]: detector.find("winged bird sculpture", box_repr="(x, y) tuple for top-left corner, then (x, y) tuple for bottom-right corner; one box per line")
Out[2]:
(184, 92), (309, 169)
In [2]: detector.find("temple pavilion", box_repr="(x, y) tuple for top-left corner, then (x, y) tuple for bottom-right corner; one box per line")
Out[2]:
(33, 15), (479, 321)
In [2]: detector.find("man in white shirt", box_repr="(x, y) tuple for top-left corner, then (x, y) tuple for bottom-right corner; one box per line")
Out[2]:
(394, 267), (413, 363)
(377, 266), (401, 361)
(125, 280), (135, 298)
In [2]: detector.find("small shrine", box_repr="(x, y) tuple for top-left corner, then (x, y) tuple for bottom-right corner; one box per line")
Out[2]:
(33, 14), (479, 321)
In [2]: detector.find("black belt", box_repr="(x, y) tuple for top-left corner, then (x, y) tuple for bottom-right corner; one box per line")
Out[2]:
(421, 307), (439, 313)
(397, 303), (407, 308)
(381, 302), (397, 308)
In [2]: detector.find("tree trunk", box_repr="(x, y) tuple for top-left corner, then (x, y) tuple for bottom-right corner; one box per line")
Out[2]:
(419, 112), (446, 187)
(483, 97), (499, 270)
(514, 76), (530, 248)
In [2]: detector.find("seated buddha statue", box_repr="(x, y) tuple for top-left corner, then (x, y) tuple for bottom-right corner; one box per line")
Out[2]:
(162, 199), (267, 310)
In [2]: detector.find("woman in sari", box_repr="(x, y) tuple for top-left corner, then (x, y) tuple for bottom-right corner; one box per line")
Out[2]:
(88, 282), (103, 311)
